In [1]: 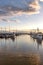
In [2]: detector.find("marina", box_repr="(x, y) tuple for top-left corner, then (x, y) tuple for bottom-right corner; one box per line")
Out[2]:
(0, 31), (43, 40)
(0, 0), (43, 64)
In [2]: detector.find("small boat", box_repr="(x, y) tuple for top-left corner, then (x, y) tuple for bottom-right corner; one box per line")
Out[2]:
(36, 34), (42, 40)
(31, 33), (42, 40)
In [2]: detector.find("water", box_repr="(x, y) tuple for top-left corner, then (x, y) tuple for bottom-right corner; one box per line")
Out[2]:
(0, 35), (43, 65)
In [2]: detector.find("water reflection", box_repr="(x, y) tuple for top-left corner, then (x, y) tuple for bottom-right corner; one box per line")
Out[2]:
(10, 37), (15, 41)
(0, 37), (15, 42)
(0, 35), (43, 65)
(0, 35), (43, 53)
(30, 36), (43, 50)
(36, 39), (42, 50)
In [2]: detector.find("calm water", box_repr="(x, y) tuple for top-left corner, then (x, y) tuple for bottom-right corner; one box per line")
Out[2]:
(0, 35), (43, 65)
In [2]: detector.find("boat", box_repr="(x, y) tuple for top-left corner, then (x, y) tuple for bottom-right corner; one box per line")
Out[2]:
(36, 34), (42, 40)
(31, 33), (42, 40)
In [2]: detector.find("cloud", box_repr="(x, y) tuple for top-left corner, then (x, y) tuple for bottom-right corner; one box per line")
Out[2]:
(40, 0), (43, 1)
(29, 0), (40, 10)
(1, 18), (20, 23)
(0, 0), (41, 17)
(0, 0), (42, 21)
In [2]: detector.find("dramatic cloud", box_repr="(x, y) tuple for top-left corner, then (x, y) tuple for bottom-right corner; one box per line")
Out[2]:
(0, 0), (42, 21)
(0, 0), (41, 16)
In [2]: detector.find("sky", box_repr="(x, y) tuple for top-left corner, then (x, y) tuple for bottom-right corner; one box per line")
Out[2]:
(0, 0), (43, 30)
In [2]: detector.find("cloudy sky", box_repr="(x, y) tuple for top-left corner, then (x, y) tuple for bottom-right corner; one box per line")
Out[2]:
(0, 0), (43, 30)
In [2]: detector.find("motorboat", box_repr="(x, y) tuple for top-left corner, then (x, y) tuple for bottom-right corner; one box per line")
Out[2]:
(31, 33), (42, 40)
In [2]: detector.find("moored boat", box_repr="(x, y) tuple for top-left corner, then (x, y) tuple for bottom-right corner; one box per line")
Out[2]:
(31, 33), (42, 40)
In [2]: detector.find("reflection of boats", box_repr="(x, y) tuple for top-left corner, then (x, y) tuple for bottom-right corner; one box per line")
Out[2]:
(36, 39), (42, 50)
(36, 39), (42, 44)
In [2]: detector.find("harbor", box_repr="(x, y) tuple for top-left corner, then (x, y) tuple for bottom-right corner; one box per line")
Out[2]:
(0, 29), (43, 65)
(0, 30), (43, 40)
